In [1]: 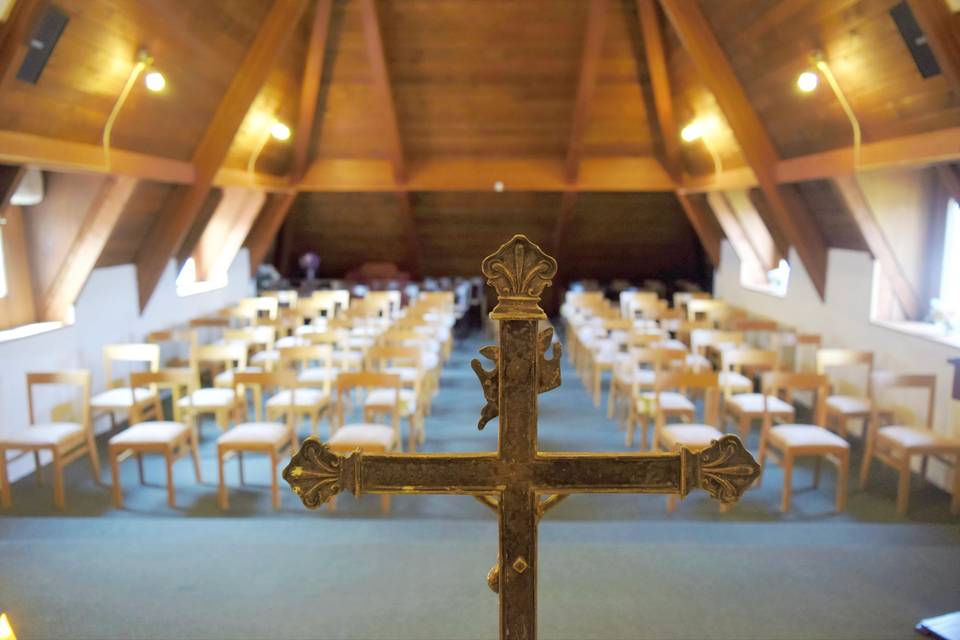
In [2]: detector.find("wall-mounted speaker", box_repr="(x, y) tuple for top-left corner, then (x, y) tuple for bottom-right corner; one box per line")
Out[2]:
(16, 3), (68, 84)
(890, 1), (941, 79)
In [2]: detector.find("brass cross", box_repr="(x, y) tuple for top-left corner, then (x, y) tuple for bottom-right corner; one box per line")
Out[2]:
(283, 235), (761, 640)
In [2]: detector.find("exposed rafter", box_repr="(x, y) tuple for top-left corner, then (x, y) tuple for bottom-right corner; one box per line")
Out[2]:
(292, 0), (333, 182)
(134, 0), (307, 312)
(565, 0), (608, 183)
(637, 0), (681, 181)
(245, 191), (298, 276)
(833, 175), (923, 319)
(908, 0), (960, 98)
(193, 187), (267, 281)
(747, 189), (790, 259)
(706, 191), (765, 274)
(675, 193), (722, 268)
(661, 0), (828, 298)
(0, 165), (26, 210)
(360, 0), (406, 183)
(39, 176), (139, 321)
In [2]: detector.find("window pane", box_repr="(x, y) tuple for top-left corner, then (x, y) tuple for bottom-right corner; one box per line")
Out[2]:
(941, 199), (960, 308)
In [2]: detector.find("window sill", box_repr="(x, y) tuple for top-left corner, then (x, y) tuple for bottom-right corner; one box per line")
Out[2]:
(739, 280), (788, 299)
(0, 320), (67, 345)
(871, 319), (960, 350)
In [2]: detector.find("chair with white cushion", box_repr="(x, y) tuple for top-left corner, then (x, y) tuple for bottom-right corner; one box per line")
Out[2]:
(759, 372), (849, 513)
(724, 349), (791, 439)
(816, 348), (876, 439)
(90, 344), (161, 430)
(688, 329), (744, 372)
(365, 345), (425, 451)
(218, 371), (299, 510)
(626, 347), (690, 449)
(0, 371), (101, 510)
(180, 344), (246, 434)
(326, 372), (402, 512)
(860, 372), (960, 516)
(274, 345), (334, 436)
(108, 370), (201, 508)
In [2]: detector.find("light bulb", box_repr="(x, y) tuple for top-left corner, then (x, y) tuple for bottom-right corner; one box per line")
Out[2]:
(270, 122), (291, 141)
(144, 71), (165, 92)
(680, 121), (704, 142)
(493, 181), (504, 192)
(0, 613), (16, 640)
(797, 71), (818, 92)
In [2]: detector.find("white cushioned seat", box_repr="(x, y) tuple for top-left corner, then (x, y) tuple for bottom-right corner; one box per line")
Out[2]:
(770, 425), (849, 449)
(420, 352), (440, 370)
(109, 421), (188, 446)
(337, 351), (364, 367)
(384, 366), (422, 383)
(365, 388), (417, 414)
(214, 366), (263, 387)
(299, 367), (338, 384)
(660, 424), (724, 449)
(615, 368), (655, 386)
(179, 387), (236, 408)
(0, 422), (84, 449)
(250, 349), (279, 364)
(218, 422), (289, 447)
(685, 353), (711, 370)
(91, 387), (156, 408)
(346, 336), (374, 350)
(718, 371), (752, 392)
(266, 388), (329, 408)
(638, 391), (695, 412)
(658, 339), (688, 351)
(328, 424), (395, 449)
(275, 335), (307, 348)
(826, 395), (870, 415)
(727, 393), (795, 415)
(877, 426), (960, 451)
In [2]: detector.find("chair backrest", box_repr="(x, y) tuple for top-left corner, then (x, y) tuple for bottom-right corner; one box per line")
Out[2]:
(103, 344), (160, 389)
(26, 371), (92, 433)
(721, 348), (779, 396)
(761, 371), (829, 425)
(816, 348), (874, 395)
(335, 372), (401, 437)
(239, 296), (280, 320)
(686, 299), (727, 322)
(234, 370), (300, 423)
(690, 329), (744, 356)
(870, 371), (936, 430)
(278, 344), (334, 394)
(191, 343), (248, 386)
(653, 370), (720, 427)
(129, 369), (195, 423)
(366, 345), (423, 377)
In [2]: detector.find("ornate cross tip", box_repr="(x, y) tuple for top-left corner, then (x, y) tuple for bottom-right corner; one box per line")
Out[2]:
(282, 437), (348, 509)
(694, 435), (761, 505)
(481, 234), (558, 320)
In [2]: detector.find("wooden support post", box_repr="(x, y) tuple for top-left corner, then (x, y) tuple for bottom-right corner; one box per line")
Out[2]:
(292, 0), (334, 183)
(706, 191), (765, 274)
(245, 192), (298, 276)
(565, 0), (608, 183)
(193, 187), (267, 282)
(676, 193), (722, 268)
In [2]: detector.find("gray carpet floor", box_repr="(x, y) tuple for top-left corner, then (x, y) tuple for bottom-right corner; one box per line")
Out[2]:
(1, 330), (959, 639)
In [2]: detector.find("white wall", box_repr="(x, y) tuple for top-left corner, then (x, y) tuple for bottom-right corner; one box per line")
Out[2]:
(715, 241), (960, 489)
(0, 250), (253, 479)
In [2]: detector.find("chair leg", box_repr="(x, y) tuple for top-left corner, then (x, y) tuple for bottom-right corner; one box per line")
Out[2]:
(33, 451), (43, 486)
(86, 431), (102, 483)
(110, 447), (123, 508)
(593, 364), (601, 407)
(165, 452), (176, 508)
(271, 451), (280, 511)
(625, 412), (635, 448)
(951, 453), (960, 515)
(812, 457), (822, 489)
(190, 434), (203, 483)
(739, 416), (750, 439)
(238, 452), (245, 485)
(666, 494), (676, 513)
(52, 450), (65, 511)
(0, 447), (11, 508)
(835, 450), (849, 512)
(859, 437), (875, 489)
(780, 451), (793, 513)
(897, 454), (911, 517)
(380, 494), (391, 513)
(606, 382), (616, 419)
(641, 415), (650, 450)
(217, 446), (228, 510)
(136, 454), (145, 485)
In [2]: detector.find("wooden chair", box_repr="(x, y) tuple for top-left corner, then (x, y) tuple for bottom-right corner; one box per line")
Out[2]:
(626, 347), (689, 449)
(215, 326), (274, 386)
(686, 299), (728, 323)
(759, 372), (850, 513)
(238, 296), (280, 321)
(146, 328), (197, 368)
(326, 372), (403, 512)
(589, 319), (634, 408)
(365, 345), (426, 451)
(217, 371), (300, 510)
(717, 348), (760, 397)
(274, 345), (334, 436)
(619, 290), (660, 320)
(108, 370), (201, 508)
(89, 344), (160, 429)
(816, 348), (876, 439)
(180, 343), (246, 433)
(860, 372), (960, 516)
(688, 329), (744, 371)
(0, 371), (101, 510)
(724, 350), (792, 439)
(609, 333), (663, 424)
(650, 370), (728, 512)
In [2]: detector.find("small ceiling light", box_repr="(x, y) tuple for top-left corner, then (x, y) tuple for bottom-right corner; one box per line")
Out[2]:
(680, 121), (705, 142)
(144, 70), (166, 92)
(270, 122), (291, 141)
(493, 180), (504, 192)
(0, 613), (16, 640)
(797, 70), (819, 93)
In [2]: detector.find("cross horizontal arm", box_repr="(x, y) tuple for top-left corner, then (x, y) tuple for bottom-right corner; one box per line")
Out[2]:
(532, 453), (685, 495)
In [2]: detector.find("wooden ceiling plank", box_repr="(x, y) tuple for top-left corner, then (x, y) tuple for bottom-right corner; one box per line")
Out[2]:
(637, 0), (681, 181)
(907, 0), (960, 98)
(675, 192), (722, 268)
(245, 191), (298, 276)
(292, 0), (334, 182)
(134, 0), (307, 312)
(661, 0), (828, 298)
(565, 0), (608, 183)
(832, 175), (923, 319)
(360, 0), (405, 183)
(39, 175), (139, 321)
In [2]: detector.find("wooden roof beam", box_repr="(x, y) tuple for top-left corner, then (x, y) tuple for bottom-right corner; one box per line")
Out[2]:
(675, 192), (722, 268)
(193, 187), (266, 282)
(245, 191), (298, 276)
(908, 0), (960, 98)
(292, 0), (333, 183)
(360, 0), (405, 184)
(39, 176), (139, 321)
(134, 0), (307, 312)
(661, 0), (828, 298)
(833, 175), (923, 319)
(706, 191), (766, 275)
(637, 0), (681, 181)
(565, 0), (608, 183)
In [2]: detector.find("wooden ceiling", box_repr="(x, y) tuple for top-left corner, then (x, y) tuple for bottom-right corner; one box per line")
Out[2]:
(2, 0), (960, 313)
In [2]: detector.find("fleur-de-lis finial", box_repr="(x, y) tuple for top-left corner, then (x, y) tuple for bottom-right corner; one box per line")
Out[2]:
(695, 435), (761, 504)
(481, 235), (558, 320)
(283, 437), (349, 509)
